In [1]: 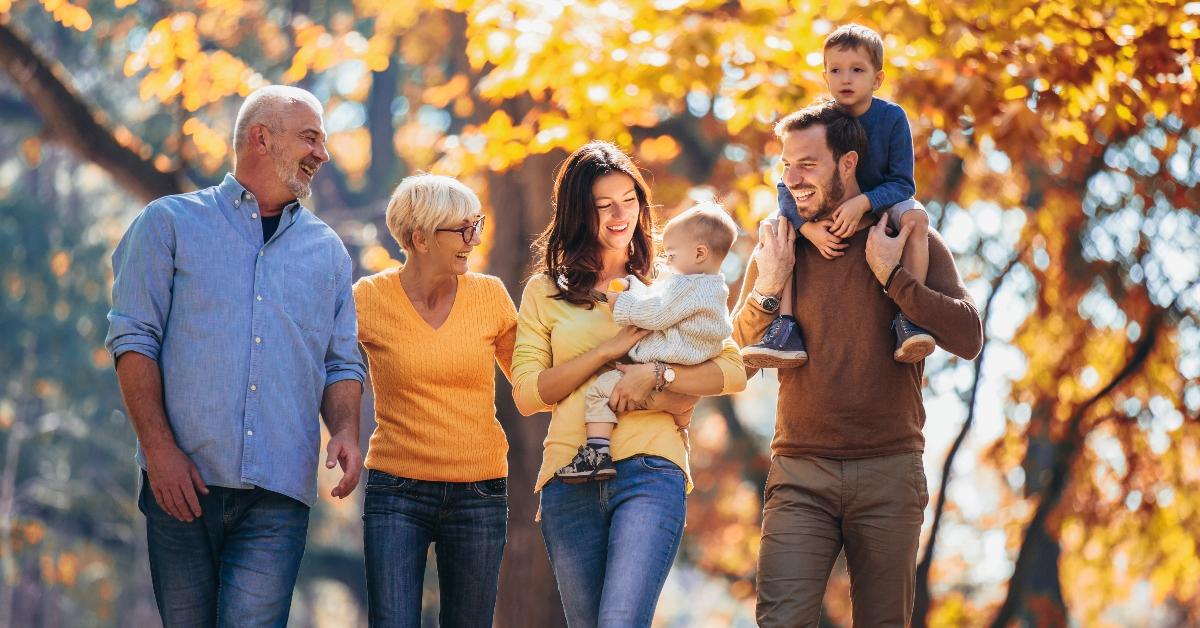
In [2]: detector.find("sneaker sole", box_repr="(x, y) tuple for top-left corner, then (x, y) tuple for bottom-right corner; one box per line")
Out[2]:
(558, 469), (617, 484)
(742, 347), (808, 369)
(894, 334), (935, 363)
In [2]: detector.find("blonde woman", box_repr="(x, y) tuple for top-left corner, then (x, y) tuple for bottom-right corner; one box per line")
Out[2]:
(354, 174), (515, 627)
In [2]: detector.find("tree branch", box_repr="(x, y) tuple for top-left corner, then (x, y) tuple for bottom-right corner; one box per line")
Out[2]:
(0, 22), (186, 202)
(912, 249), (1023, 627)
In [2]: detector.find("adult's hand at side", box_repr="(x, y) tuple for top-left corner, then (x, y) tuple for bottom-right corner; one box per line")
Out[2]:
(752, 218), (796, 296)
(865, 217), (911, 285)
(326, 430), (363, 499)
(145, 444), (208, 522)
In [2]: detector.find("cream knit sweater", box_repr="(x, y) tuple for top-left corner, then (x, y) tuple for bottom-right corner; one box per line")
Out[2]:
(611, 272), (733, 366)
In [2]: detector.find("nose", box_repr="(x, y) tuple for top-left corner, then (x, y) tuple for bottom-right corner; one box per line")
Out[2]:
(783, 166), (804, 189)
(312, 139), (330, 164)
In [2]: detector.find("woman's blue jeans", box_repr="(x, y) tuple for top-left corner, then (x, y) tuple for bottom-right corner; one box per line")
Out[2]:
(539, 455), (687, 628)
(362, 470), (508, 628)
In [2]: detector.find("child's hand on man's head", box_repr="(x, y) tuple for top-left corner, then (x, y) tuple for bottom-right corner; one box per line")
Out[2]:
(799, 220), (848, 260)
(830, 194), (872, 238)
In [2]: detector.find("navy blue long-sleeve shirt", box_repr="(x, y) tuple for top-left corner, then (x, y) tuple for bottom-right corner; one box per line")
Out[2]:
(778, 97), (917, 226)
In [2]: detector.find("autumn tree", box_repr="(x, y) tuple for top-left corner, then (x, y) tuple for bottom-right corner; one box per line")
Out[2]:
(2, 0), (1199, 625)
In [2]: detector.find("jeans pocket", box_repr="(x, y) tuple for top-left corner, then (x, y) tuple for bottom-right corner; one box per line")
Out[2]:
(365, 469), (415, 493)
(638, 455), (684, 477)
(471, 478), (508, 499)
(911, 453), (929, 510)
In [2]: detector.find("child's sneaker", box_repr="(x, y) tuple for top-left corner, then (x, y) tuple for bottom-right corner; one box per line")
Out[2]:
(555, 445), (617, 483)
(893, 313), (935, 363)
(742, 315), (808, 369)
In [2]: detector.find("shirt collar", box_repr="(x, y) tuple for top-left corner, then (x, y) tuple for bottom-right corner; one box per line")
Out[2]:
(217, 173), (303, 214)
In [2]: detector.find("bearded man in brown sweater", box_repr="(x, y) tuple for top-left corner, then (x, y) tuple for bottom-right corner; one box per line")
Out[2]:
(734, 100), (983, 627)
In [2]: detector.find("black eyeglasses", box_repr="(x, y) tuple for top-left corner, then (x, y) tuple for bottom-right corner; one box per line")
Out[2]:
(436, 216), (485, 243)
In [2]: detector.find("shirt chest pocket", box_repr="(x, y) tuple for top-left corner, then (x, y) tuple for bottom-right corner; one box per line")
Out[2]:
(277, 261), (335, 333)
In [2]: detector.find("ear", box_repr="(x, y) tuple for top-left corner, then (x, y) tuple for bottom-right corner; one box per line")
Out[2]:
(840, 150), (860, 178)
(250, 124), (271, 154)
(873, 69), (884, 92)
(410, 230), (430, 254)
(694, 243), (710, 264)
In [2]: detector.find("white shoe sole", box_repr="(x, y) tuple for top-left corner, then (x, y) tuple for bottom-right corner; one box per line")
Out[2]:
(742, 347), (808, 369)
(894, 334), (935, 363)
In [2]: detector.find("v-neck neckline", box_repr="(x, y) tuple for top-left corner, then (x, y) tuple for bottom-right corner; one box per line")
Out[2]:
(395, 272), (461, 332)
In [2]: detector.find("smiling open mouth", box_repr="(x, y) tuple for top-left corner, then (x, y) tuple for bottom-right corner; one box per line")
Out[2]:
(793, 188), (816, 202)
(300, 162), (317, 178)
(606, 223), (629, 233)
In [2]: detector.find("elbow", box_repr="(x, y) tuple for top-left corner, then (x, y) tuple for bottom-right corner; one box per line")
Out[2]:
(723, 368), (749, 395)
(512, 384), (551, 417)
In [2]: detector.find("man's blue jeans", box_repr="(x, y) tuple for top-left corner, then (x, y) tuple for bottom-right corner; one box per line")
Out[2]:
(362, 470), (508, 628)
(539, 455), (687, 628)
(138, 471), (310, 627)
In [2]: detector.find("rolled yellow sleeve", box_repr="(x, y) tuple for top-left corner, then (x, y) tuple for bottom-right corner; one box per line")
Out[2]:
(713, 337), (748, 395)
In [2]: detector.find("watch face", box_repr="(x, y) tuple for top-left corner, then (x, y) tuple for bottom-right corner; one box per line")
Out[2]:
(762, 296), (780, 311)
(664, 367), (676, 383)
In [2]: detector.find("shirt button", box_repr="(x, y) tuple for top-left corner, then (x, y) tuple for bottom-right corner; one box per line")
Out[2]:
(246, 430), (254, 436)
(259, 250), (265, 257)
(256, 295), (262, 301)
(251, 212), (258, 219)
(234, 199), (240, 208)
(255, 336), (262, 344)
(249, 384), (257, 391)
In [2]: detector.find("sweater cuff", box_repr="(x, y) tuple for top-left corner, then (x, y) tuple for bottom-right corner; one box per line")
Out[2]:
(610, 291), (634, 325)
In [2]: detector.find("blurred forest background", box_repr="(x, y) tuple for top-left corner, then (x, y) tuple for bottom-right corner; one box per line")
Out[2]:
(1, 0), (1199, 626)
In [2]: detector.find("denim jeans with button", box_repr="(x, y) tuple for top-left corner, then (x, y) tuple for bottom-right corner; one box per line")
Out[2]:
(362, 469), (509, 628)
(539, 455), (687, 628)
(138, 471), (310, 628)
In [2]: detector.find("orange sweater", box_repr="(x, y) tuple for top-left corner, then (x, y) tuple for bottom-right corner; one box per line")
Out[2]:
(354, 269), (517, 482)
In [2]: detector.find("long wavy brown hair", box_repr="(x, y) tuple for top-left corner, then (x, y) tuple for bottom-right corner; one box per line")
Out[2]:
(531, 141), (656, 308)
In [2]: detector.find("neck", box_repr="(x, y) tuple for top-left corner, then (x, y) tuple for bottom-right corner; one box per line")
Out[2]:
(399, 255), (457, 303)
(598, 247), (630, 282)
(847, 97), (873, 117)
(233, 166), (294, 216)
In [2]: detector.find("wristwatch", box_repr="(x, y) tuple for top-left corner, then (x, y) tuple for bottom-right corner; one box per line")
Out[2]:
(654, 361), (676, 392)
(749, 289), (781, 313)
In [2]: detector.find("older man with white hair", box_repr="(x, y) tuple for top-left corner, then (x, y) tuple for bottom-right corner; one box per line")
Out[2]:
(106, 85), (365, 626)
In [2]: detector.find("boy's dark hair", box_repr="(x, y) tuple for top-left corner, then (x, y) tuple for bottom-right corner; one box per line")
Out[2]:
(774, 100), (869, 166)
(823, 23), (884, 71)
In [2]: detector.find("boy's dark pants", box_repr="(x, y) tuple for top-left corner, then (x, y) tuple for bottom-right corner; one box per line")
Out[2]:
(756, 452), (929, 628)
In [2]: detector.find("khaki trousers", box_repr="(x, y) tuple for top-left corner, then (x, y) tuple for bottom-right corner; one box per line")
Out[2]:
(756, 452), (929, 628)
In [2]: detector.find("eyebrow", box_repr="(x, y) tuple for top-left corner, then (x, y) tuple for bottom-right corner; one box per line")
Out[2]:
(594, 187), (637, 201)
(299, 127), (326, 140)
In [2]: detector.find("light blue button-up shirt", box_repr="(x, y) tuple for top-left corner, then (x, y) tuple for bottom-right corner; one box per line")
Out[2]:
(106, 173), (365, 506)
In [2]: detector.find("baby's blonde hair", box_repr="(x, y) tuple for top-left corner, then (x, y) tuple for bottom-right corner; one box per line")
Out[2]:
(665, 202), (738, 258)
(384, 174), (481, 254)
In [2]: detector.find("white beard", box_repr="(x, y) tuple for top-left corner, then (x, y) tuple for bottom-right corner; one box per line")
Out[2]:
(270, 145), (312, 199)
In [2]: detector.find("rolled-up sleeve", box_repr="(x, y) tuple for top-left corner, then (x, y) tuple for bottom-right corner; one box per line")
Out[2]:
(105, 202), (175, 362)
(712, 338), (748, 395)
(323, 250), (366, 388)
(511, 278), (554, 416)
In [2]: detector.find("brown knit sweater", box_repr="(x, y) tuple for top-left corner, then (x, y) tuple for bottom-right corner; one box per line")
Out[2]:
(733, 223), (982, 458)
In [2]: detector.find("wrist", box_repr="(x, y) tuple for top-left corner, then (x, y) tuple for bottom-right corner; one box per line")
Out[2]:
(752, 278), (785, 298)
(883, 264), (903, 292)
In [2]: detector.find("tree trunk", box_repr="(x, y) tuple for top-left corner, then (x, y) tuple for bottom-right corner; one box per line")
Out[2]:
(990, 312), (1163, 627)
(486, 151), (568, 628)
(0, 23), (187, 203)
